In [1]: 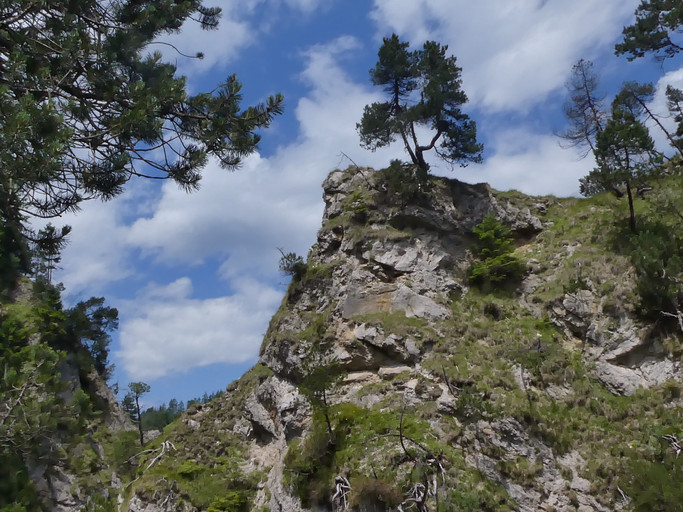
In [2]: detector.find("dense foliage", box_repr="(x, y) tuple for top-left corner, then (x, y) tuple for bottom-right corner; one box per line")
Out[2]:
(0, 0), (283, 280)
(468, 215), (524, 291)
(615, 0), (683, 61)
(0, 279), (110, 509)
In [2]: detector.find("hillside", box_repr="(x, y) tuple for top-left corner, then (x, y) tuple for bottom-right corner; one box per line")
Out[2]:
(0, 278), (135, 511)
(46, 164), (683, 511)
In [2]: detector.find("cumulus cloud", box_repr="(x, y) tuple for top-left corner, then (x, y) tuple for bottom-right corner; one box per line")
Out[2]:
(126, 35), (399, 278)
(645, 67), (683, 153)
(55, 195), (137, 297)
(451, 128), (594, 196)
(370, 0), (640, 112)
(117, 277), (281, 380)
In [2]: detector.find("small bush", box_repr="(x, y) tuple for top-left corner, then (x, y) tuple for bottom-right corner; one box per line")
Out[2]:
(379, 160), (430, 205)
(207, 492), (250, 512)
(278, 250), (307, 281)
(176, 460), (203, 480)
(627, 221), (682, 323)
(348, 476), (402, 511)
(468, 215), (524, 291)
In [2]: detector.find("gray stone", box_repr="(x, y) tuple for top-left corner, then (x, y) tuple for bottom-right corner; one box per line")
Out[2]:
(593, 361), (649, 396)
(390, 284), (450, 319)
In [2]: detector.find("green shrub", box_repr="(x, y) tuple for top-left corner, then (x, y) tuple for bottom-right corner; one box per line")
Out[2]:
(622, 445), (683, 512)
(207, 492), (250, 512)
(378, 160), (430, 205)
(348, 476), (402, 511)
(278, 250), (307, 281)
(176, 460), (204, 480)
(627, 221), (682, 323)
(284, 413), (335, 507)
(468, 215), (524, 291)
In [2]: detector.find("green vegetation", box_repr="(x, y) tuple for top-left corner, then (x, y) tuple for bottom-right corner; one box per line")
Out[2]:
(284, 402), (514, 510)
(123, 382), (151, 446)
(615, 0), (683, 61)
(378, 160), (431, 206)
(121, 372), (270, 512)
(1, 0), (283, 264)
(0, 278), (117, 509)
(278, 249), (307, 281)
(468, 215), (525, 292)
(358, 33), (482, 171)
(581, 91), (660, 232)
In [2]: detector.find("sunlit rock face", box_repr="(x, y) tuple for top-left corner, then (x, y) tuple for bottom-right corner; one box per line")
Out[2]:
(125, 166), (681, 512)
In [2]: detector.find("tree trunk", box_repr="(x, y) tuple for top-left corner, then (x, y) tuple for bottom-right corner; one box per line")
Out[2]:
(135, 396), (144, 446)
(626, 180), (636, 232)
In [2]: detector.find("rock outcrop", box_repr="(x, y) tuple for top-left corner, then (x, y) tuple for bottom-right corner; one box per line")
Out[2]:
(126, 166), (682, 512)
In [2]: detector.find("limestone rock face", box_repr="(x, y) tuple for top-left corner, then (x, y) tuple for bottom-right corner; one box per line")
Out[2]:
(261, 167), (541, 382)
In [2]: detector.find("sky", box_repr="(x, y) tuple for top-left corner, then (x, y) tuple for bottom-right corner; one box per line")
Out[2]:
(52, 0), (683, 407)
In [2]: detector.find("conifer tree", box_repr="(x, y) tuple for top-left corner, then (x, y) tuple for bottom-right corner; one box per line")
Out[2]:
(580, 104), (658, 232)
(0, 0), (284, 270)
(615, 0), (683, 61)
(357, 34), (482, 172)
(126, 382), (151, 446)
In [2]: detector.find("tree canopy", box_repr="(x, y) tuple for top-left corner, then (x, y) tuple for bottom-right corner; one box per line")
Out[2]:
(615, 0), (683, 60)
(557, 59), (607, 157)
(357, 34), (482, 172)
(580, 101), (658, 232)
(0, 0), (283, 274)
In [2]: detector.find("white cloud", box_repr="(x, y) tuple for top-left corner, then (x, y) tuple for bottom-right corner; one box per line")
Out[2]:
(645, 67), (683, 153)
(126, 36), (400, 278)
(155, 3), (255, 78)
(116, 277), (281, 380)
(447, 128), (594, 197)
(55, 197), (135, 297)
(370, 0), (640, 112)
(281, 0), (323, 13)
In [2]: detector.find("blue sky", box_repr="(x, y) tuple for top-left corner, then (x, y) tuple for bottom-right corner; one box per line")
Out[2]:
(52, 0), (683, 407)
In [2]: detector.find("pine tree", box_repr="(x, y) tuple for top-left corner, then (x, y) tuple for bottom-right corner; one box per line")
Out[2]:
(126, 382), (151, 446)
(615, 0), (683, 61)
(0, 1), (284, 271)
(357, 34), (482, 172)
(580, 105), (658, 232)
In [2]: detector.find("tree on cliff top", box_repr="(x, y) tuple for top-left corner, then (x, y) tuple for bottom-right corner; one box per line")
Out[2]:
(357, 34), (482, 173)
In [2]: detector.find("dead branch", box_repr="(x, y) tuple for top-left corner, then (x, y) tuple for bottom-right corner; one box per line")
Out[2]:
(663, 434), (681, 457)
(332, 475), (351, 511)
(125, 440), (177, 489)
(661, 308), (683, 333)
(617, 485), (631, 505)
(399, 407), (413, 461)
(440, 365), (461, 397)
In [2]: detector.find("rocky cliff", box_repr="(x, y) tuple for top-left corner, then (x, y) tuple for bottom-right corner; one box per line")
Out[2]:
(123, 165), (682, 512)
